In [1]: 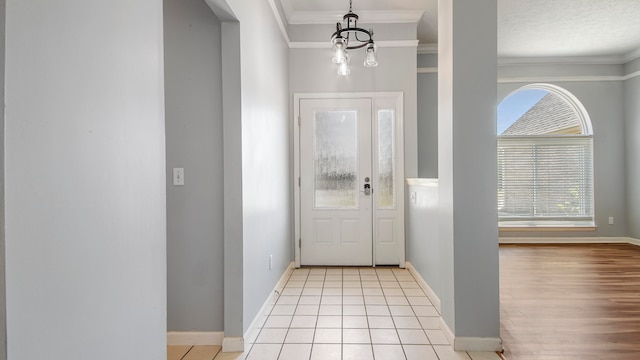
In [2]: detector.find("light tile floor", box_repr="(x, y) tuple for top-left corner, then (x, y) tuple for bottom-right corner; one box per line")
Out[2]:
(167, 267), (503, 360)
(241, 267), (502, 360)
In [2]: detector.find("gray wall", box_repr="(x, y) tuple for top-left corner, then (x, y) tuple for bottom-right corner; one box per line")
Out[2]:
(164, 0), (224, 331)
(406, 181), (440, 300)
(437, 0), (500, 340)
(416, 60), (629, 237)
(5, 0), (166, 358)
(288, 23), (417, 42)
(0, 0), (5, 357)
(417, 54), (438, 178)
(417, 53), (438, 68)
(497, 79), (627, 237)
(625, 72), (640, 238)
(289, 46), (419, 179)
(220, 20), (244, 338)
(417, 71), (438, 178)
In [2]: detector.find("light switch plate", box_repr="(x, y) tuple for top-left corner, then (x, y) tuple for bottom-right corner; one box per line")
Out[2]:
(173, 168), (184, 186)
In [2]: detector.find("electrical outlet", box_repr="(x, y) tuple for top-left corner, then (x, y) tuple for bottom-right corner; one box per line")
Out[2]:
(269, 254), (273, 270)
(410, 192), (417, 204)
(609, 217), (614, 225)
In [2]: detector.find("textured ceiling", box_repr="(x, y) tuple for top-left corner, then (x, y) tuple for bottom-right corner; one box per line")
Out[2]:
(283, 0), (640, 59)
(498, 0), (640, 58)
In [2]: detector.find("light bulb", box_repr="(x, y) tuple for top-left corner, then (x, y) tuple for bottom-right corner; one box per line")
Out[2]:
(332, 37), (347, 63)
(363, 43), (378, 67)
(337, 61), (350, 76)
(333, 48), (346, 64)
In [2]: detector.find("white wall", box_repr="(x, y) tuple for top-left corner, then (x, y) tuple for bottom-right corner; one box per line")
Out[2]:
(164, 0), (224, 331)
(224, 0), (292, 335)
(4, 0), (166, 358)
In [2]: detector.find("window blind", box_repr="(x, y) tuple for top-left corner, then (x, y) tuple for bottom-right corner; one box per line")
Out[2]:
(498, 136), (593, 221)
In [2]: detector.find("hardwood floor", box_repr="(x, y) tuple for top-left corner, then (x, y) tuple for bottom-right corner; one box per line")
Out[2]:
(500, 244), (640, 360)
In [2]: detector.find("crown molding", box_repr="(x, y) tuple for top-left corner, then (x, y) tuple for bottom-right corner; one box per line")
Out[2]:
(377, 40), (419, 48)
(498, 55), (627, 66)
(496, 72), (638, 82)
(290, 40), (418, 49)
(417, 67), (437, 74)
(497, 75), (625, 83)
(414, 69), (640, 81)
(289, 9), (424, 25)
(278, 0), (294, 23)
(422, 52), (637, 66)
(624, 70), (640, 80)
(267, 0), (291, 46)
(624, 47), (640, 63)
(289, 42), (329, 49)
(417, 44), (437, 54)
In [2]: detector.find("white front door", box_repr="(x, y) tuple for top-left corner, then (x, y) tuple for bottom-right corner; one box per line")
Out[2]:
(298, 95), (405, 267)
(300, 98), (373, 266)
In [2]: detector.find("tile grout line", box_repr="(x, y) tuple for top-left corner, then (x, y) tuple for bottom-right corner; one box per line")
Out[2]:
(278, 269), (306, 360)
(249, 267), (448, 360)
(392, 269), (411, 360)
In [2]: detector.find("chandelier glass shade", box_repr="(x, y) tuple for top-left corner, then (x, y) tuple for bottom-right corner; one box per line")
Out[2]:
(331, 0), (378, 75)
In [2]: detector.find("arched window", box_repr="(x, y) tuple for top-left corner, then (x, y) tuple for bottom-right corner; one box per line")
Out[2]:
(498, 84), (594, 227)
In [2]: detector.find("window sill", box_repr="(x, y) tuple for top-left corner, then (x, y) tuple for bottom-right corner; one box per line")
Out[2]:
(499, 221), (596, 232)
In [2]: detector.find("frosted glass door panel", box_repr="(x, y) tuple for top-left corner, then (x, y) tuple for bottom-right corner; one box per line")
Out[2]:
(377, 109), (395, 208)
(314, 111), (358, 208)
(299, 96), (404, 267)
(300, 98), (373, 266)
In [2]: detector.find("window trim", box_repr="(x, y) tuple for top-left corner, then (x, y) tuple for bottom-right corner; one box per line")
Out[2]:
(498, 84), (595, 228)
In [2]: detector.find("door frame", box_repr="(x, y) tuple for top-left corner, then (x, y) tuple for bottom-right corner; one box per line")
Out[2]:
(293, 92), (405, 268)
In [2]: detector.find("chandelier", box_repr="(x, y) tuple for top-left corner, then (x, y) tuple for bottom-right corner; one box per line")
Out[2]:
(331, 0), (378, 75)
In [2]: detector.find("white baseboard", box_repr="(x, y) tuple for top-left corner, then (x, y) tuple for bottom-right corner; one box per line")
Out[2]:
(405, 261), (441, 313)
(222, 337), (244, 352)
(454, 337), (503, 352)
(167, 331), (224, 346)
(440, 317), (454, 345)
(237, 261), (295, 352)
(168, 262), (295, 352)
(500, 236), (639, 245)
(439, 318), (503, 352)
